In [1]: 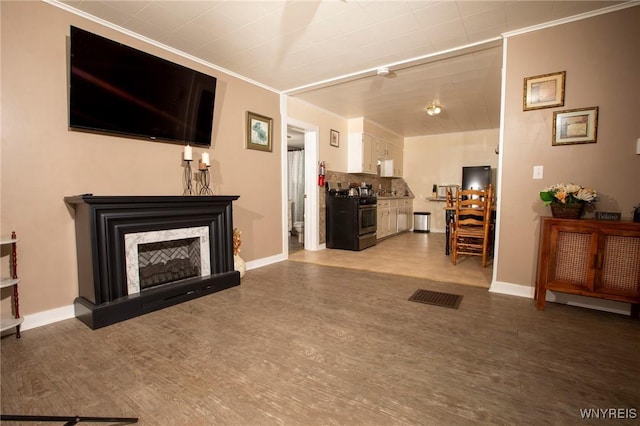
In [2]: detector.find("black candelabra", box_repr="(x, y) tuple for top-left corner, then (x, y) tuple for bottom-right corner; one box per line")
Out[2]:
(198, 163), (213, 195)
(183, 159), (194, 195)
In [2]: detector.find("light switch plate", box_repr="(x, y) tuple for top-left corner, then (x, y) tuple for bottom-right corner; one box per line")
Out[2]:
(533, 165), (544, 179)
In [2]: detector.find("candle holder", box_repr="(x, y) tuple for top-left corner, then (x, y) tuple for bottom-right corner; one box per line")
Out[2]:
(182, 160), (194, 195)
(198, 163), (213, 195)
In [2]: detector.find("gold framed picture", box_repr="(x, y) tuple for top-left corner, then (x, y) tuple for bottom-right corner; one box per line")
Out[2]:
(523, 71), (566, 111)
(552, 107), (598, 146)
(246, 111), (272, 152)
(330, 129), (340, 147)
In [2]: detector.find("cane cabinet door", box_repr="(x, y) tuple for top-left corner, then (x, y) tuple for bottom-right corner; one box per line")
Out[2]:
(594, 228), (640, 299)
(545, 223), (599, 293)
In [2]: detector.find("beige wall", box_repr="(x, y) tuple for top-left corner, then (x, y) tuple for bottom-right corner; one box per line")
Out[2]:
(287, 97), (349, 173)
(404, 129), (499, 232)
(1, 2), (283, 317)
(496, 6), (640, 289)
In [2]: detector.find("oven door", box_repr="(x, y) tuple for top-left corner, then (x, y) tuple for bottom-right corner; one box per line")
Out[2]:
(359, 204), (377, 235)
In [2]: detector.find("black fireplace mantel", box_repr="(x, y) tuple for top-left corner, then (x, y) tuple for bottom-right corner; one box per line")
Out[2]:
(65, 194), (240, 329)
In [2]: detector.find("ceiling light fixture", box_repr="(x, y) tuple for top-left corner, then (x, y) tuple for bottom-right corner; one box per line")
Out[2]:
(376, 67), (390, 77)
(426, 104), (442, 116)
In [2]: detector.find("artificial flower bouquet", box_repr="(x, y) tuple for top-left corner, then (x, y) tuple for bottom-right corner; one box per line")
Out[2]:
(540, 183), (598, 205)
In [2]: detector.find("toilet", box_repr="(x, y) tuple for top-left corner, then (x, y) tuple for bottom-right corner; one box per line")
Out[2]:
(293, 221), (304, 244)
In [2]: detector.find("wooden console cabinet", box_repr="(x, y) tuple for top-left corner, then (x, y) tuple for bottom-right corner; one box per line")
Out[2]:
(536, 217), (640, 318)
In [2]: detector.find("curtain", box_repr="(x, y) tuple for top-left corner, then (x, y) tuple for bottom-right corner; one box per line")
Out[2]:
(288, 150), (305, 225)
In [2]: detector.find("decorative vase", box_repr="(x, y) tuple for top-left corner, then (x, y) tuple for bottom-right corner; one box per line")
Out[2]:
(550, 202), (585, 219)
(634, 207), (640, 223)
(234, 254), (246, 278)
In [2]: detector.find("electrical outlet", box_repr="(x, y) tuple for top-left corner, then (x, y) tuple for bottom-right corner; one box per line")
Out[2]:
(533, 165), (544, 179)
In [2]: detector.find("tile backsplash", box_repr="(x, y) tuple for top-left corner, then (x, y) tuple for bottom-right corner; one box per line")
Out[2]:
(325, 170), (413, 197)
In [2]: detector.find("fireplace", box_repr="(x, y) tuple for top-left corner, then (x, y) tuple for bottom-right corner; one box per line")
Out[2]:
(65, 195), (240, 329)
(124, 226), (210, 293)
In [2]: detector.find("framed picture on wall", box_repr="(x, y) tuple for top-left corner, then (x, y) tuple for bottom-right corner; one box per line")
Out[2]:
(552, 107), (598, 145)
(330, 129), (340, 147)
(246, 111), (272, 152)
(523, 71), (566, 111)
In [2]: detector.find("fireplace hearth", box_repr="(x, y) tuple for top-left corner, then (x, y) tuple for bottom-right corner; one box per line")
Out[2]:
(65, 195), (240, 329)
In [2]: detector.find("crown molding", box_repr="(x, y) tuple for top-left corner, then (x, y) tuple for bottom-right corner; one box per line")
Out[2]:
(43, 0), (280, 94)
(502, 1), (639, 39)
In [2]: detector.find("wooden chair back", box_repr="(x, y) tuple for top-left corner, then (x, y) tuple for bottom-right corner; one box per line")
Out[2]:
(455, 187), (488, 225)
(451, 184), (494, 267)
(445, 187), (454, 208)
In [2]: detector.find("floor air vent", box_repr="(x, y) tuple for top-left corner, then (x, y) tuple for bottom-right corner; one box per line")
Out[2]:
(408, 289), (463, 309)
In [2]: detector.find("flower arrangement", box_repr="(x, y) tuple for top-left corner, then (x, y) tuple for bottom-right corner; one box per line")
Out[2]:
(233, 228), (242, 256)
(539, 183), (598, 205)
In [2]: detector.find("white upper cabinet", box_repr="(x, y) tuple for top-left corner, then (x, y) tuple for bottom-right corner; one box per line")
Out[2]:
(348, 117), (404, 176)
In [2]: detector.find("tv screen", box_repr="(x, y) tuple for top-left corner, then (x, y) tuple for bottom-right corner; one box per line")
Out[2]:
(462, 166), (491, 190)
(69, 26), (217, 147)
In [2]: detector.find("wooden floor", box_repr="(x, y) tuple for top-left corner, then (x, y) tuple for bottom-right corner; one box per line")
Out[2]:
(2, 234), (639, 425)
(290, 232), (493, 288)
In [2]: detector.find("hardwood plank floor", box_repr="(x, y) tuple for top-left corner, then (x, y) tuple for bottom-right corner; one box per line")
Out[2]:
(2, 254), (639, 425)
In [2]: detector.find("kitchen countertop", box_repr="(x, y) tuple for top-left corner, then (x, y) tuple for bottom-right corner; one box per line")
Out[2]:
(376, 195), (414, 200)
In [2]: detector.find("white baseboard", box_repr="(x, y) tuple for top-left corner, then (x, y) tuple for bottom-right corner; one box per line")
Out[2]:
(246, 253), (286, 270)
(489, 281), (535, 298)
(21, 304), (75, 331)
(490, 280), (632, 316)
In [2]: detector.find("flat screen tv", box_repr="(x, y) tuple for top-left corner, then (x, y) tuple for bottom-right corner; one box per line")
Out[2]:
(462, 166), (491, 190)
(69, 26), (217, 147)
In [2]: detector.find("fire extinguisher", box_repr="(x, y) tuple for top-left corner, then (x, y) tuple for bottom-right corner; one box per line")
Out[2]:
(318, 161), (326, 187)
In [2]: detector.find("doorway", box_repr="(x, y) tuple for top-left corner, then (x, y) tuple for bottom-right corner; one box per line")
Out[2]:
(287, 126), (305, 254)
(283, 118), (319, 254)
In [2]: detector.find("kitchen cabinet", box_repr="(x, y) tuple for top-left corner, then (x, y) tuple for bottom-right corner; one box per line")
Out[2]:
(377, 198), (412, 239)
(397, 199), (412, 232)
(535, 217), (640, 317)
(377, 199), (390, 239)
(380, 157), (403, 177)
(379, 145), (403, 177)
(377, 139), (393, 159)
(1, 232), (22, 337)
(388, 200), (398, 235)
(347, 132), (377, 175)
(393, 146), (404, 177)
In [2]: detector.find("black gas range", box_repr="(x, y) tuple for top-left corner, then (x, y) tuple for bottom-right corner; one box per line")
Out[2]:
(326, 188), (377, 251)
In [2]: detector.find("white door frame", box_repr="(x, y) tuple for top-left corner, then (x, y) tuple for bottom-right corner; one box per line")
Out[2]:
(281, 99), (320, 253)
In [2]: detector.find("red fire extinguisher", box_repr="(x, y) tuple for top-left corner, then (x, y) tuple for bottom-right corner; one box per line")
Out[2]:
(318, 161), (326, 187)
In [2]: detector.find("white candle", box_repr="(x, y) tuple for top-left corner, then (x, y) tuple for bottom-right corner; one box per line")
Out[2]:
(184, 145), (192, 161)
(202, 152), (210, 166)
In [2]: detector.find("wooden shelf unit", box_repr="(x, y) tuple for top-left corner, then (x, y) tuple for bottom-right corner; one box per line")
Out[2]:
(535, 217), (640, 318)
(1, 232), (23, 337)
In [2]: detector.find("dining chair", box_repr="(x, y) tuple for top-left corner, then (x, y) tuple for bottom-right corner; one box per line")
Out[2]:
(445, 187), (455, 250)
(451, 184), (494, 267)
(445, 187), (454, 207)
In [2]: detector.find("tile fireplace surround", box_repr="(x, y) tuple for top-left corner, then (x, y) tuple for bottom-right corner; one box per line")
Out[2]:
(64, 195), (240, 329)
